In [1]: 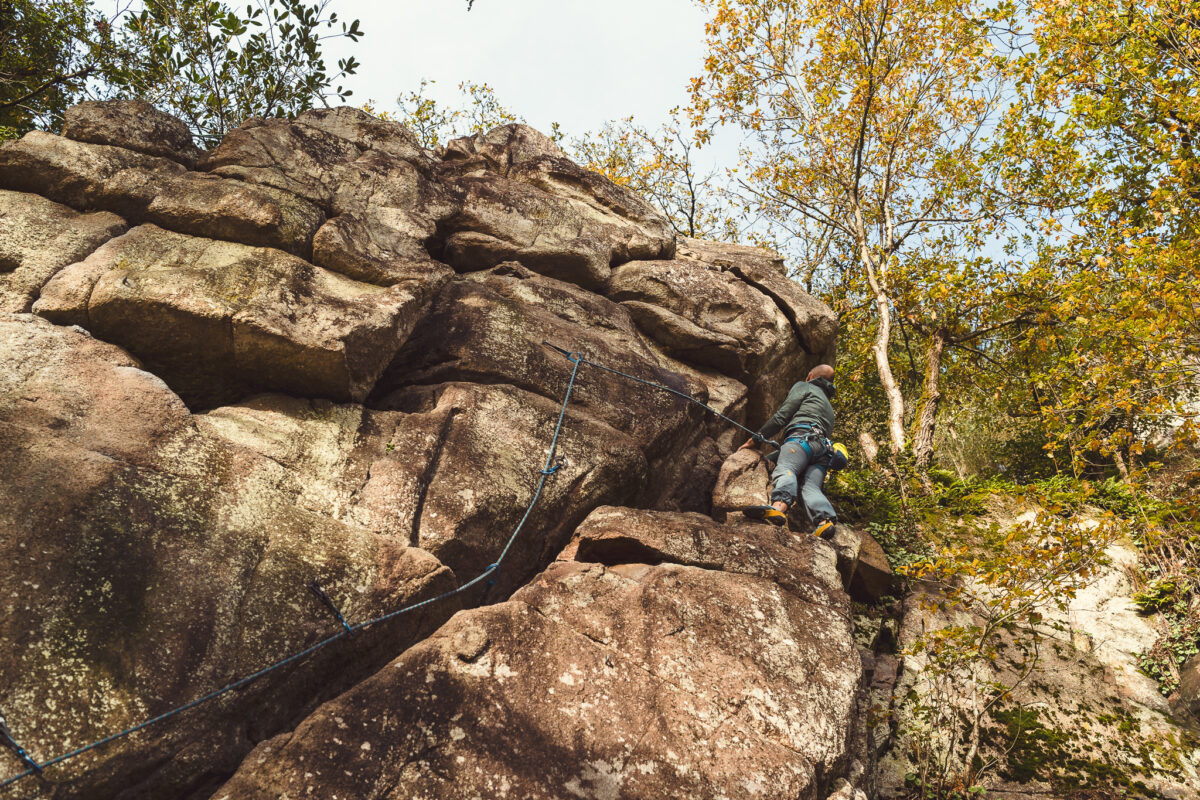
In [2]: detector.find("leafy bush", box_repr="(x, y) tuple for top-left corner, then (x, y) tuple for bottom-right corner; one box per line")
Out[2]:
(1137, 618), (1200, 696)
(829, 469), (904, 527)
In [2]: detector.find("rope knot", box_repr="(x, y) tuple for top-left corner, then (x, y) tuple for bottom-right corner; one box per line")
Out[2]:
(567, 351), (583, 363)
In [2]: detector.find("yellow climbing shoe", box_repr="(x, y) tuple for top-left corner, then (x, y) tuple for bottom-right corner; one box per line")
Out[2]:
(812, 519), (836, 540)
(743, 505), (788, 526)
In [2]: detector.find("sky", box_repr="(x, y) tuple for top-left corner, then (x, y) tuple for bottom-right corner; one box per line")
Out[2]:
(324, 0), (716, 144)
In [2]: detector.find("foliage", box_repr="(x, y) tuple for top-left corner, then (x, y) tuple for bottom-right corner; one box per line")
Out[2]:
(571, 111), (736, 239)
(392, 78), (521, 149)
(1138, 618), (1200, 697)
(897, 511), (1118, 795)
(1130, 514), (1200, 694)
(991, 0), (1200, 476)
(108, 0), (361, 145)
(0, 0), (117, 135)
(0, 0), (362, 145)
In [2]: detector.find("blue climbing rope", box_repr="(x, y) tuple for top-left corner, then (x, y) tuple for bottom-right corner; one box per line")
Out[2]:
(541, 342), (778, 449)
(0, 344), (761, 791)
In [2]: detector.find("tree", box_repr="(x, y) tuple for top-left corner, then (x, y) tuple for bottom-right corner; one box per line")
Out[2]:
(892, 246), (1030, 472)
(0, 0), (117, 139)
(1, 0), (363, 145)
(691, 0), (1011, 462)
(572, 111), (735, 239)
(108, 0), (362, 145)
(992, 0), (1200, 474)
(392, 79), (521, 149)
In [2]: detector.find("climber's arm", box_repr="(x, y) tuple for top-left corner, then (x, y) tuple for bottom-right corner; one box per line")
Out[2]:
(739, 382), (806, 450)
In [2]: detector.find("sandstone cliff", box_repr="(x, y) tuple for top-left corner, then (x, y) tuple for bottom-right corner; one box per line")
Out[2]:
(0, 102), (868, 799)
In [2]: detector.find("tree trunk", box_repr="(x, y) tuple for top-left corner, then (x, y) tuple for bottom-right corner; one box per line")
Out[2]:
(859, 431), (880, 465)
(912, 327), (948, 472)
(860, 246), (907, 455)
(1113, 449), (1130, 481)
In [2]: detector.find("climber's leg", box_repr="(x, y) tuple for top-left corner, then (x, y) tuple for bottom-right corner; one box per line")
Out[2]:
(769, 439), (811, 508)
(800, 459), (838, 539)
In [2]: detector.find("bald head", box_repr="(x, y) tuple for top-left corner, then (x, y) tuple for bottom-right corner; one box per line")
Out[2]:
(807, 364), (834, 381)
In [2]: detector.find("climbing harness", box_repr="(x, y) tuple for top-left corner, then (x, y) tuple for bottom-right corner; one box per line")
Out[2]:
(783, 424), (834, 466)
(0, 343), (773, 791)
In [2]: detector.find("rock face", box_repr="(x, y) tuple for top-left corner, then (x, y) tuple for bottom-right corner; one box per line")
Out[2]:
(34, 224), (446, 409)
(0, 189), (126, 313)
(0, 314), (457, 800)
(214, 507), (863, 799)
(1174, 654), (1200, 730)
(875, 548), (1200, 800)
(0, 101), (842, 799)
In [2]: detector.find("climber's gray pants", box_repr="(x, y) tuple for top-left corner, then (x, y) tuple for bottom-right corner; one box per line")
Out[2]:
(770, 438), (837, 522)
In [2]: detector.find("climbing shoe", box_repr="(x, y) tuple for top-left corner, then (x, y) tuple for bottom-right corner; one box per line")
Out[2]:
(743, 505), (788, 526)
(812, 518), (836, 540)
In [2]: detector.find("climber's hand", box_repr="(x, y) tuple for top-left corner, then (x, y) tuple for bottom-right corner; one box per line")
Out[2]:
(738, 437), (757, 451)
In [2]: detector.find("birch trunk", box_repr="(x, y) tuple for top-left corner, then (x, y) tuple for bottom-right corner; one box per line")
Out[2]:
(860, 246), (907, 456)
(912, 327), (948, 471)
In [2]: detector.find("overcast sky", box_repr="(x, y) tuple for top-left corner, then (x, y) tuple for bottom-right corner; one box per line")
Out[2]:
(325, 0), (713, 140)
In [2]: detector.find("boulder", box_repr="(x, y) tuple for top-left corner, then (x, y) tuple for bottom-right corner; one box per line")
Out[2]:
(201, 382), (648, 599)
(849, 529), (895, 603)
(311, 211), (447, 286)
(0, 189), (126, 312)
(441, 174), (613, 288)
(712, 447), (771, 511)
(442, 124), (674, 265)
(371, 264), (732, 511)
(202, 107), (428, 207)
(566, 505), (846, 612)
(62, 99), (203, 168)
(33, 224), (443, 409)
(202, 109), (456, 285)
(0, 131), (323, 256)
(827, 525), (863, 592)
(213, 505), (862, 799)
(607, 248), (836, 420)
(373, 264), (701, 457)
(201, 108), (445, 211)
(678, 236), (838, 360)
(437, 124), (676, 282)
(508, 153), (676, 265)
(0, 314), (459, 800)
(439, 122), (565, 174)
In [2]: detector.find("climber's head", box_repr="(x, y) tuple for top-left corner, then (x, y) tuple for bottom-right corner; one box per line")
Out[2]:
(806, 364), (834, 382)
(807, 364), (835, 398)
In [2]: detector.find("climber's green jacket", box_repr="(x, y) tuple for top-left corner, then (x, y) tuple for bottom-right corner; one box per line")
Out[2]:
(757, 379), (836, 443)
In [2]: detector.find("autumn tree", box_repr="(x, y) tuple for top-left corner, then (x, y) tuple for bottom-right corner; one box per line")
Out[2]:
(993, 0), (1200, 474)
(391, 79), (523, 149)
(572, 111), (735, 239)
(691, 0), (1011, 463)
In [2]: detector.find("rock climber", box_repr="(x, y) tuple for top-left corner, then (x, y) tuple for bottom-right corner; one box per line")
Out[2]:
(738, 364), (841, 536)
